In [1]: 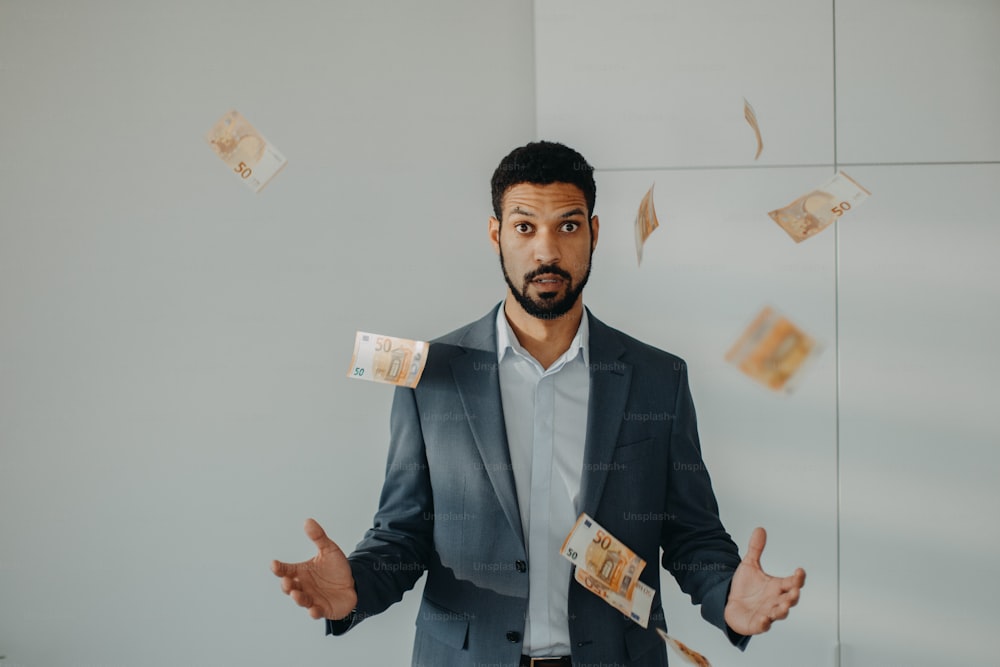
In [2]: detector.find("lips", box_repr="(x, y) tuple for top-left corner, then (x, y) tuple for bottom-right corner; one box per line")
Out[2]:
(531, 275), (565, 287)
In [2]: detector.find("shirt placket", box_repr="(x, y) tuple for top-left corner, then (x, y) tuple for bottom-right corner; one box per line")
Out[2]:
(527, 368), (555, 650)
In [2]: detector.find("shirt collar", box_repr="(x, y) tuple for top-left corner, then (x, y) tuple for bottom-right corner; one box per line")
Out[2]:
(495, 302), (590, 368)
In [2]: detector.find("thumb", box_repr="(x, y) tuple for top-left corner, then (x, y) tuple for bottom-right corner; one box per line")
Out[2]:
(743, 526), (767, 565)
(304, 517), (337, 553)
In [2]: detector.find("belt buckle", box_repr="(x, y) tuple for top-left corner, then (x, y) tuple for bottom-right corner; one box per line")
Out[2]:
(529, 659), (567, 667)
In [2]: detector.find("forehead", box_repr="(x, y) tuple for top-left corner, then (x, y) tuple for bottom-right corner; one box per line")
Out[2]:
(501, 182), (588, 216)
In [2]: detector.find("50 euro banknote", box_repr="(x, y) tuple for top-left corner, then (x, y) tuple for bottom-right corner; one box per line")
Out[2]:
(744, 97), (763, 161)
(560, 513), (655, 627)
(656, 628), (712, 667)
(768, 171), (871, 242)
(347, 332), (428, 388)
(634, 184), (660, 266)
(205, 109), (287, 193)
(725, 306), (821, 393)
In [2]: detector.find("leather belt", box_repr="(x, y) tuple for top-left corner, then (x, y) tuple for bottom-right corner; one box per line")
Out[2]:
(519, 657), (572, 667)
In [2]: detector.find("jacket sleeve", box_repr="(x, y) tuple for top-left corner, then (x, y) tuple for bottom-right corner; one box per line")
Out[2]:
(659, 361), (751, 650)
(326, 384), (435, 635)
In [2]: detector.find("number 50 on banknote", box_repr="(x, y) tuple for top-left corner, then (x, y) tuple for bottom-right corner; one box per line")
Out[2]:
(205, 109), (287, 193)
(768, 171), (871, 242)
(347, 331), (428, 388)
(560, 513), (655, 627)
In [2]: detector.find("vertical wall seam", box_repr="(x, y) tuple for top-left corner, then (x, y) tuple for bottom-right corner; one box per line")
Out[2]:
(832, 0), (842, 665)
(530, 0), (539, 140)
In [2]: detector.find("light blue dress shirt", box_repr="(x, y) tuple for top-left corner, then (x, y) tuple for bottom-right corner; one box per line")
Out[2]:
(496, 305), (590, 657)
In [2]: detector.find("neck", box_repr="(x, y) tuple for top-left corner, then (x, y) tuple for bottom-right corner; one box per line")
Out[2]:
(502, 293), (584, 370)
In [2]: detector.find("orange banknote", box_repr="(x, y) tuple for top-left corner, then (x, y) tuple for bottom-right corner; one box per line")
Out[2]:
(725, 306), (821, 392)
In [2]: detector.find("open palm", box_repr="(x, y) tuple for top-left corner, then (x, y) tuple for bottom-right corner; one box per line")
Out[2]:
(723, 527), (806, 635)
(271, 518), (358, 620)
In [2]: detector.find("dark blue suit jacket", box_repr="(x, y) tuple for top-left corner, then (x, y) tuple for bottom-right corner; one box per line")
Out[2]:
(329, 305), (749, 665)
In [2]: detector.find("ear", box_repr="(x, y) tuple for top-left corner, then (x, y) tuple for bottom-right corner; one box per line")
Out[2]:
(489, 216), (501, 254)
(590, 215), (600, 251)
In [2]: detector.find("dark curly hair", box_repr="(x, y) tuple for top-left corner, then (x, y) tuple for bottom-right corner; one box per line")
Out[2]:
(490, 141), (596, 221)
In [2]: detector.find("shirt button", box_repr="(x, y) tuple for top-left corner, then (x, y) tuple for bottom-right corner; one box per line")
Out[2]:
(506, 631), (521, 643)
(515, 560), (527, 572)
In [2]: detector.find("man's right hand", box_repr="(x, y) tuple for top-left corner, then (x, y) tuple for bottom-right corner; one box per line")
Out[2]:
(271, 518), (358, 621)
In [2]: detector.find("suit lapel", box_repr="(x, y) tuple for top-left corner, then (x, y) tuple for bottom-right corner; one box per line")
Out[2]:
(578, 311), (631, 517)
(446, 306), (632, 545)
(449, 306), (525, 547)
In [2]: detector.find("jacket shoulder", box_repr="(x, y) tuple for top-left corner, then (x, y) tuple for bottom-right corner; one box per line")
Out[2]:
(427, 305), (499, 349)
(592, 315), (688, 371)
(430, 320), (480, 346)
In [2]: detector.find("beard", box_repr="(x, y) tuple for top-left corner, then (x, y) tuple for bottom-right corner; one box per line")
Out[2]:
(499, 248), (592, 320)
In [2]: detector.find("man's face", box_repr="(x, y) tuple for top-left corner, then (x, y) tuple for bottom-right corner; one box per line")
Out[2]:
(489, 182), (599, 320)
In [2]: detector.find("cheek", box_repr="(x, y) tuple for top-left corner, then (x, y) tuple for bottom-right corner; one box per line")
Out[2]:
(568, 246), (592, 274)
(501, 241), (528, 263)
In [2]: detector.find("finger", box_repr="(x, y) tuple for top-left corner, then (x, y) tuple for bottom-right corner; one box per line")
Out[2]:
(272, 559), (299, 577)
(779, 568), (806, 594)
(280, 575), (300, 595)
(784, 585), (801, 607)
(771, 602), (791, 621)
(290, 588), (313, 610)
(757, 613), (773, 633)
(304, 518), (337, 552)
(758, 604), (788, 631)
(743, 526), (767, 565)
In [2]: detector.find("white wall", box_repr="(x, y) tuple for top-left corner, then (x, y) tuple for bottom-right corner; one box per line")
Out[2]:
(537, 1), (1000, 666)
(2, 1), (998, 666)
(0, 1), (535, 665)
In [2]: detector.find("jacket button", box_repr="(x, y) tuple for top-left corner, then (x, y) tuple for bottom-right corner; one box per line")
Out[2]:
(515, 560), (527, 572)
(506, 631), (521, 643)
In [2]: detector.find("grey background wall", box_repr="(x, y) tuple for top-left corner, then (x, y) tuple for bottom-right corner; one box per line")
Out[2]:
(0, 1), (535, 665)
(1, 1), (997, 666)
(536, 1), (1000, 666)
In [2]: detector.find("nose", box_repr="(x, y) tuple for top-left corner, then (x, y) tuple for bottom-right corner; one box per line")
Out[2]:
(533, 229), (560, 264)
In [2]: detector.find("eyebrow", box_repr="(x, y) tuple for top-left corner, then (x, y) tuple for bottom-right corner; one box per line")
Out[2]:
(507, 207), (587, 219)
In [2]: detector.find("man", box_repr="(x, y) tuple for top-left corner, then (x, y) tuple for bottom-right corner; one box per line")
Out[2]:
(272, 141), (805, 666)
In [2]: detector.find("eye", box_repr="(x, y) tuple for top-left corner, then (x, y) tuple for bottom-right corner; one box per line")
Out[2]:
(560, 221), (581, 232)
(513, 222), (533, 233)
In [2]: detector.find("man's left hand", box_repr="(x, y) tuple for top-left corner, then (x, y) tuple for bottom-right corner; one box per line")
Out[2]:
(723, 527), (805, 635)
